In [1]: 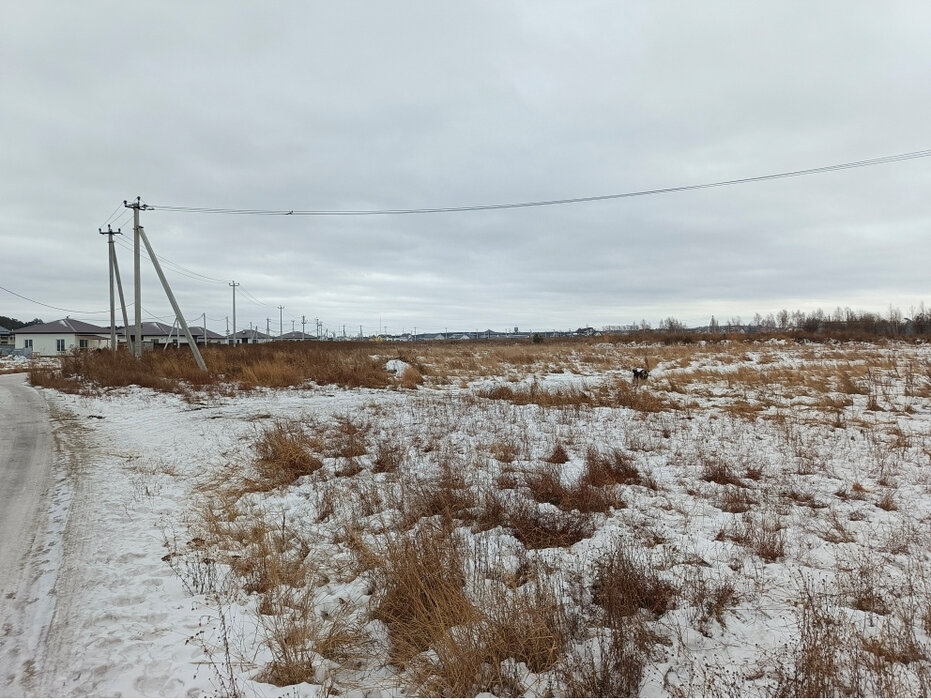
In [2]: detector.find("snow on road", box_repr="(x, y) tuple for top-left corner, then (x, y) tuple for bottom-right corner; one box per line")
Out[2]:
(0, 373), (55, 695)
(1, 377), (374, 697)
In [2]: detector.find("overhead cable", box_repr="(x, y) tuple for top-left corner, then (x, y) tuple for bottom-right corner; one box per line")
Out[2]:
(148, 148), (931, 217)
(0, 283), (132, 315)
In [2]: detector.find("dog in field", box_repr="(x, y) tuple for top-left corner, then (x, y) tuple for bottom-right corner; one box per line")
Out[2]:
(632, 367), (650, 382)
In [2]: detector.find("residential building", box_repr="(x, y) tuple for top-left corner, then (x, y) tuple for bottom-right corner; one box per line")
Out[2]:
(15, 318), (111, 355)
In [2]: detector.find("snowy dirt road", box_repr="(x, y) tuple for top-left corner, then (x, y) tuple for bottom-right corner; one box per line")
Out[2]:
(1, 374), (213, 697)
(0, 372), (55, 695)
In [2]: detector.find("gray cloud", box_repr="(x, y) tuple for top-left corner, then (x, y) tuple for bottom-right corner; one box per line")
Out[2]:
(2, 1), (930, 334)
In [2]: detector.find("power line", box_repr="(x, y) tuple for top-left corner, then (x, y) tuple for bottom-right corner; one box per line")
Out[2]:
(0, 283), (132, 315)
(101, 202), (124, 228)
(112, 237), (227, 285)
(148, 147), (931, 217)
(239, 286), (269, 307)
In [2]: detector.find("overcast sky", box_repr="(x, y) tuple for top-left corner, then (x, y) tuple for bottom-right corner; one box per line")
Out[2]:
(2, 1), (930, 335)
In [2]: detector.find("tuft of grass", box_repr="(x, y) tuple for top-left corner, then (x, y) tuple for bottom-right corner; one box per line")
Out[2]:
(583, 447), (641, 487)
(525, 463), (621, 514)
(701, 455), (744, 487)
(509, 500), (595, 550)
(372, 440), (405, 473)
(728, 511), (786, 562)
(410, 575), (569, 696)
(371, 523), (478, 666)
(591, 541), (678, 619)
(253, 420), (323, 490)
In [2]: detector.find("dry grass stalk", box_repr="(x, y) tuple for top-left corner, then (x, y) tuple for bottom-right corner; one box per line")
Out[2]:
(371, 523), (477, 666)
(591, 541), (678, 619)
(253, 420), (323, 491)
(583, 447), (641, 487)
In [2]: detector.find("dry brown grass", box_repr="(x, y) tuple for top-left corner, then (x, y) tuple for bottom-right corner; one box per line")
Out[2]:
(253, 420), (324, 491)
(726, 510), (787, 562)
(409, 576), (570, 696)
(524, 463), (622, 514)
(371, 523), (477, 666)
(29, 342), (393, 395)
(583, 446), (641, 487)
(591, 541), (678, 619)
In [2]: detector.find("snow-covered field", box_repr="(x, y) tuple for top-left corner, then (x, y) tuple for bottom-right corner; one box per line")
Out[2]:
(7, 339), (931, 696)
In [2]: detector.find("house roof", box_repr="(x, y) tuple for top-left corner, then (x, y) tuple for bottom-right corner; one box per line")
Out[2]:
(17, 318), (110, 335)
(188, 326), (225, 340)
(279, 331), (314, 340)
(0, 325), (10, 334)
(234, 329), (273, 339)
(111, 322), (224, 339)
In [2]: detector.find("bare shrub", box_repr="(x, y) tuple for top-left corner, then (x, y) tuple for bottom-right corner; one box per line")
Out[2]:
(591, 541), (678, 619)
(373, 440), (405, 473)
(776, 583), (850, 697)
(509, 500), (594, 550)
(253, 420), (323, 490)
(583, 447), (640, 487)
(729, 511), (786, 562)
(371, 523), (477, 665)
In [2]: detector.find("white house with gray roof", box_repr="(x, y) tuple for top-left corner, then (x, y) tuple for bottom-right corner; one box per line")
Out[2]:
(15, 318), (112, 355)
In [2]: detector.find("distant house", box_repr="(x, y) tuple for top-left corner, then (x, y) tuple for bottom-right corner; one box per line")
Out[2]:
(15, 318), (111, 355)
(189, 326), (226, 345)
(113, 321), (225, 347)
(279, 331), (313, 342)
(0, 325), (12, 347)
(234, 329), (274, 344)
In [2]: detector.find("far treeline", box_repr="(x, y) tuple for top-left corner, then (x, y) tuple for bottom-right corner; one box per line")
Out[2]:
(0, 316), (43, 330)
(618, 305), (931, 343)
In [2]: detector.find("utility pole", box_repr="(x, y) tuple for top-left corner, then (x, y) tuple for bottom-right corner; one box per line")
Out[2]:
(124, 197), (146, 358)
(266, 318), (270, 336)
(136, 224), (207, 371)
(98, 225), (129, 353)
(229, 281), (239, 346)
(301, 315), (307, 339)
(202, 313), (206, 346)
(278, 305), (284, 338)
